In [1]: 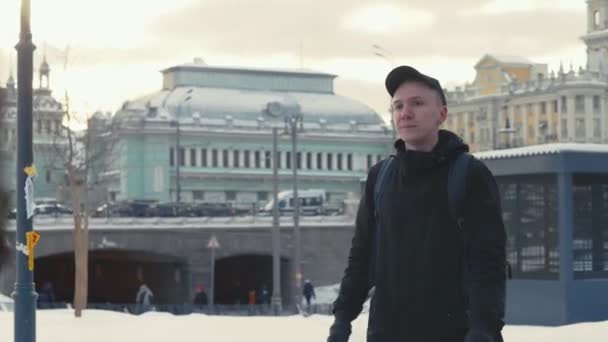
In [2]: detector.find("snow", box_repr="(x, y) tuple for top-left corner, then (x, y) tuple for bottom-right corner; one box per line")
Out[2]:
(0, 309), (607, 342)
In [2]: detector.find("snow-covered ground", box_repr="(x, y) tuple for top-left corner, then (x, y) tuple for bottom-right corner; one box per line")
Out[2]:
(0, 309), (607, 342)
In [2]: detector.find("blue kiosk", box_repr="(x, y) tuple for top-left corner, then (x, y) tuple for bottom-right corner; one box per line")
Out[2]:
(476, 144), (608, 325)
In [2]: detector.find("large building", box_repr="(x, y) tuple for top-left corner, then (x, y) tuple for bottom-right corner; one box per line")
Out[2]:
(444, 0), (608, 152)
(106, 60), (393, 206)
(0, 57), (66, 204)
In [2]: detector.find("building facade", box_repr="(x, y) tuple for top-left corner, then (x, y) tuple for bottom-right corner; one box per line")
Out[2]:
(444, 0), (608, 152)
(107, 60), (393, 206)
(0, 57), (66, 205)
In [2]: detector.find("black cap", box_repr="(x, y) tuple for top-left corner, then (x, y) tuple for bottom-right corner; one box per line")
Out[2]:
(385, 65), (447, 105)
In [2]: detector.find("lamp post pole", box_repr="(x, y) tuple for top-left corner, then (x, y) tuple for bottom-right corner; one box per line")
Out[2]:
(289, 115), (302, 310)
(270, 127), (281, 314)
(14, 0), (37, 341)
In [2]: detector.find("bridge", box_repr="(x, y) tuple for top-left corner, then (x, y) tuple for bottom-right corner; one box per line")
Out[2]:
(0, 215), (355, 307)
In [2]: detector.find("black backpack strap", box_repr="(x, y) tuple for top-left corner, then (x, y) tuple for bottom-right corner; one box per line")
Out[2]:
(368, 156), (395, 287)
(447, 152), (473, 230)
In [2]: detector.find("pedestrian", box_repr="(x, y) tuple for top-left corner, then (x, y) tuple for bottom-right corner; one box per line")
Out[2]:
(193, 284), (208, 308)
(327, 66), (506, 342)
(37, 281), (56, 309)
(302, 279), (316, 307)
(135, 282), (154, 314)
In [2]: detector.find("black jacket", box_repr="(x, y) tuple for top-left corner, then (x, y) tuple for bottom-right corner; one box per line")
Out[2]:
(331, 130), (506, 342)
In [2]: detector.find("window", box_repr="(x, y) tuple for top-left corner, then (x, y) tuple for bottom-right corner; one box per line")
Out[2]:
(190, 149), (196, 166)
(575, 118), (586, 138)
(226, 191), (237, 201)
(276, 152), (282, 169)
(498, 175), (558, 279)
(337, 153), (343, 170)
(552, 100), (558, 113)
(593, 95), (601, 113)
(540, 102), (547, 114)
(306, 152), (312, 169)
(178, 148), (185, 166)
(36, 120), (42, 134)
(212, 149), (218, 167)
(265, 151), (271, 169)
(201, 149), (207, 167)
(575, 95), (585, 114)
(233, 150), (240, 168)
(327, 153), (333, 170)
(573, 174), (608, 278)
(255, 151), (261, 168)
(193, 191), (204, 200)
(470, 132), (475, 144)
(222, 150), (229, 167)
(594, 119), (601, 138)
(244, 150), (250, 168)
(561, 96), (567, 113)
(45, 120), (51, 134)
(46, 170), (51, 183)
(347, 154), (353, 171)
(377, 155), (382, 163)
(257, 191), (268, 202)
(317, 153), (322, 170)
(561, 119), (568, 138)
(286, 151), (291, 169)
(297, 152), (302, 169)
(170, 148), (175, 166)
(367, 154), (373, 169)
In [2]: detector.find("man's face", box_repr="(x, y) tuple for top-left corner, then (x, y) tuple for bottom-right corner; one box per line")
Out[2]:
(391, 81), (447, 146)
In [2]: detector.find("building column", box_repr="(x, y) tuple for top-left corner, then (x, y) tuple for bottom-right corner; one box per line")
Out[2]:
(184, 148), (191, 167)
(585, 95), (594, 141)
(567, 96), (575, 141)
(557, 171), (574, 323)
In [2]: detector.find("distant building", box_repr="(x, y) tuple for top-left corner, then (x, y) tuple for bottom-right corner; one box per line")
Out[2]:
(0, 57), (66, 205)
(444, 0), (608, 152)
(105, 60), (393, 205)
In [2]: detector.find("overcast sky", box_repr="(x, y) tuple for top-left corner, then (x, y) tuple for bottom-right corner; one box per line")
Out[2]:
(0, 0), (587, 120)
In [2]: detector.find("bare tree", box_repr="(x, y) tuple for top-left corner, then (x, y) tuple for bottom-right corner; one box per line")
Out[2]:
(47, 92), (122, 317)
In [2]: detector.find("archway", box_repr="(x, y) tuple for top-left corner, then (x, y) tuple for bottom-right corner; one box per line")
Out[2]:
(214, 254), (290, 305)
(35, 249), (189, 305)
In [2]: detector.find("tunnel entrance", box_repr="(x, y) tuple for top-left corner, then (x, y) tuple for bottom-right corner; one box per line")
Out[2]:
(214, 254), (290, 305)
(35, 249), (189, 305)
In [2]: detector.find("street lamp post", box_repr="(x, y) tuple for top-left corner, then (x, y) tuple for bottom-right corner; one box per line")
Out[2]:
(264, 101), (303, 310)
(173, 94), (191, 203)
(14, 0), (37, 341)
(270, 127), (281, 314)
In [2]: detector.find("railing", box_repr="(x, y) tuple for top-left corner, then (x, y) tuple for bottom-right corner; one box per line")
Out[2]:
(33, 302), (335, 316)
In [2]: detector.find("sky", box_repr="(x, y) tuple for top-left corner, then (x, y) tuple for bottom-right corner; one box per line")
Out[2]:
(0, 0), (588, 121)
(0, 309), (608, 342)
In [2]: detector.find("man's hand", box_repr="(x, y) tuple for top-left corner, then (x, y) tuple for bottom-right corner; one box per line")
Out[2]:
(327, 320), (351, 342)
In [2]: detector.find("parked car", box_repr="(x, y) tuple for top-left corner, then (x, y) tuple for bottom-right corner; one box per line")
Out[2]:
(147, 202), (196, 217)
(94, 200), (155, 217)
(192, 202), (236, 217)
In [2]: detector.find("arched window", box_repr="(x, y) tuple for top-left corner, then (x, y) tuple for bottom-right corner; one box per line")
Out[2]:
(594, 10), (600, 29)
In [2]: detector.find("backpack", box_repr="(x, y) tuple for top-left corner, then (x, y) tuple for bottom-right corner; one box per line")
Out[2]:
(368, 152), (473, 287)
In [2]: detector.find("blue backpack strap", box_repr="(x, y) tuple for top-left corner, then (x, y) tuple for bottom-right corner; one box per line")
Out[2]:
(447, 152), (472, 230)
(368, 156), (395, 287)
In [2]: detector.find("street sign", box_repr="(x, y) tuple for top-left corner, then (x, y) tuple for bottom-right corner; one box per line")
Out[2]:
(207, 235), (220, 249)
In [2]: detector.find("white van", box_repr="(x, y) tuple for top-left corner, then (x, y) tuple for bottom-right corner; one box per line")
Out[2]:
(262, 189), (328, 215)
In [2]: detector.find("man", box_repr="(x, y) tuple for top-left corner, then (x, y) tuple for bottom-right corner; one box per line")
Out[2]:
(302, 278), (316, 307)
(193, 284), (208, 307)
(327, 66), (506, 342)
(135, 282), (154, 313)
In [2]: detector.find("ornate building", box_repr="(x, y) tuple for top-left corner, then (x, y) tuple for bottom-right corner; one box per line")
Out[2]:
(444, 0), (608, 152)
(106, 60), (393, 206)
(0, 57), (66, 204)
